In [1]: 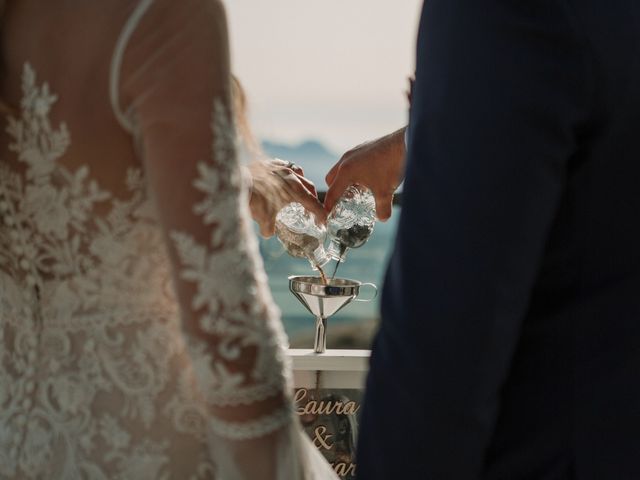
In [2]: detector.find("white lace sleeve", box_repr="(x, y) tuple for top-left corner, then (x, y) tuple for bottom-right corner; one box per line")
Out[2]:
(112, 2), (338, 478)
(116, 0), (337, 480)
(167, 98), (293, 429)
(117, 0), (292, 428)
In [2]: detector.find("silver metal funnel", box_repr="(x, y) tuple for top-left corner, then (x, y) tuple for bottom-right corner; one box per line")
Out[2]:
(289, 275), (377, 353)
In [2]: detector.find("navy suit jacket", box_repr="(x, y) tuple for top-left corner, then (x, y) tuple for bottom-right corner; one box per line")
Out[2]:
(357, 1), (640, 479)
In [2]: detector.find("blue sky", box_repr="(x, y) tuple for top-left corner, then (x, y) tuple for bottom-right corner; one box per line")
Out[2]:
(226, 0), (423, 153)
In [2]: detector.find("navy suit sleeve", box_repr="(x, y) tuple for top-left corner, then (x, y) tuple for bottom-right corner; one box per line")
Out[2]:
(358, 1), (592, 478)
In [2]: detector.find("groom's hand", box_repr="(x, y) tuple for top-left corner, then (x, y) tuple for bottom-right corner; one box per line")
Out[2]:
(324, 127), (406, 221)
(247, 158), (326, 237)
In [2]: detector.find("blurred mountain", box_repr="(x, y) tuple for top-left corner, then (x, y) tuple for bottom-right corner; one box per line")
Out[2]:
(262, 139), (337, 162)
(261, 139), (338, 188)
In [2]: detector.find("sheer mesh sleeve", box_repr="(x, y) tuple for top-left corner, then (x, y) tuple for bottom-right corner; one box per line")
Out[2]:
(110, 1), (315, 472)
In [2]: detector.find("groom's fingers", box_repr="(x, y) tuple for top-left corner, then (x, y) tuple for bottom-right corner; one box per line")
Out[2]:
(324, 175), (350, 213)
(327, 177), (393, 221)
(325, 161), (341, 187)
(374, 190), (393, 222)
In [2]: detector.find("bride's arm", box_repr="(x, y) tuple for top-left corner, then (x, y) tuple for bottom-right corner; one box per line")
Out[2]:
(111, 1), (327, 477)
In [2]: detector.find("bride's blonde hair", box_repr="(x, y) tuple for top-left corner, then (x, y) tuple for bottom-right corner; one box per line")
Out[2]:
(231, 74), (262, 157)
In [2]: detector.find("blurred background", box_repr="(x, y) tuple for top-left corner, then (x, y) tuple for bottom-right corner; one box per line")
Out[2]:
(226, 1), (422, 348)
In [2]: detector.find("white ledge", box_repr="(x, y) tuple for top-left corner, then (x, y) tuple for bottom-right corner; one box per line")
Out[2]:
(287, 349), (370, 389)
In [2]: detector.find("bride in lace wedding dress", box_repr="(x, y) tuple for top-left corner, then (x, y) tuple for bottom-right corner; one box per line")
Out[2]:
(0, 0), (338, 478)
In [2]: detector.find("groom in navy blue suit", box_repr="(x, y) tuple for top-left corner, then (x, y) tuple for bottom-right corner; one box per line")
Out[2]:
(356, 0), (640, 478)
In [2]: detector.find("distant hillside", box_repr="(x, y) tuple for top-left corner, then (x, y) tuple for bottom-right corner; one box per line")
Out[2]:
(262, 139), (337, 162)
(261, 139), (339, 188)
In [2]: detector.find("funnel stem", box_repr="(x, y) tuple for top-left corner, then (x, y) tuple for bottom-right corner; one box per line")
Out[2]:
(314, 316), (327, 353)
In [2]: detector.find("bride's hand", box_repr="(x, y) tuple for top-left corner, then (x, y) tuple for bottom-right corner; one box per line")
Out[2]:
(247, 158), (326, 237)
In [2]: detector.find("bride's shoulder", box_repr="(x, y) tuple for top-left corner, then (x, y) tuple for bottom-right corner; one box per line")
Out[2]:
(115, 0), (230, 109)
(143, 0), (227, 26)
(122, 0), (228, 52)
